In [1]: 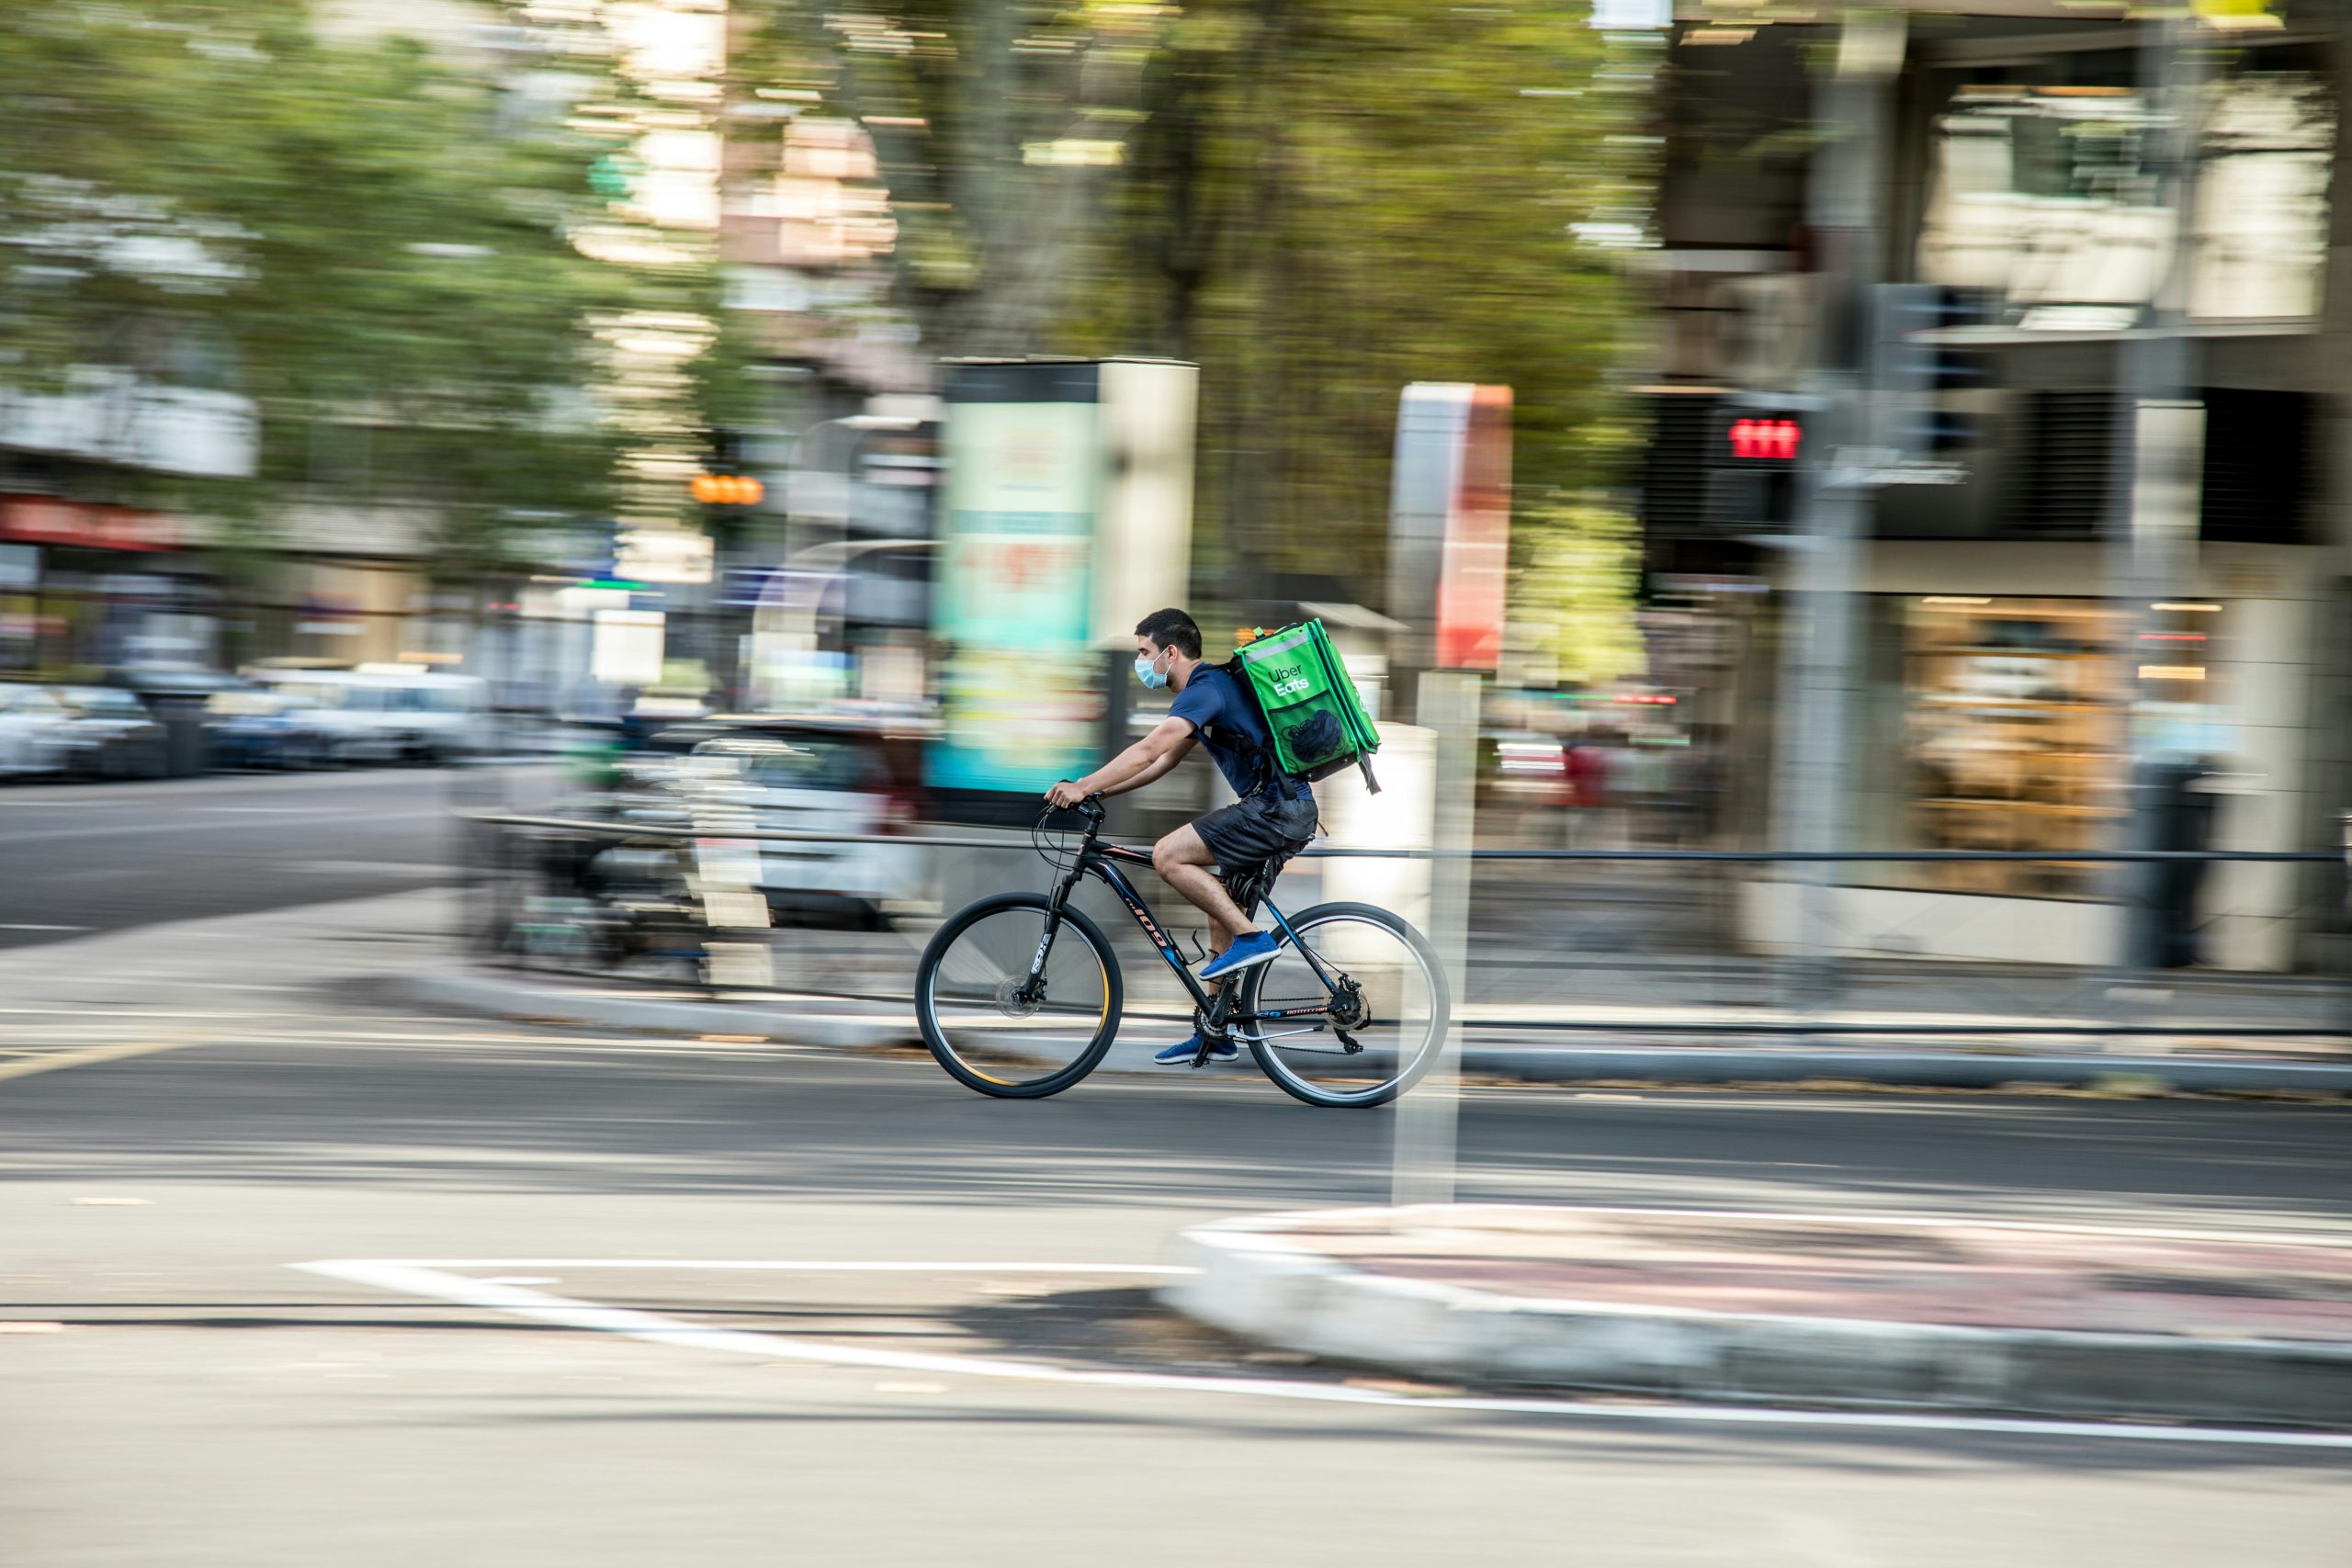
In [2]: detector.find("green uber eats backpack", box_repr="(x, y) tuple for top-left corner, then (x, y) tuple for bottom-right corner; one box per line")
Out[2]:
(1224, 619), (1383, 795)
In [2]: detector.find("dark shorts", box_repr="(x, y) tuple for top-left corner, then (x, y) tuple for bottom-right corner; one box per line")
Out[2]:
(1193, 788), (1319, 913)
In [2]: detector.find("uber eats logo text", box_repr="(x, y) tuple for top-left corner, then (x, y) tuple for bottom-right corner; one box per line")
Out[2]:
(1266, 660), (1312, 699)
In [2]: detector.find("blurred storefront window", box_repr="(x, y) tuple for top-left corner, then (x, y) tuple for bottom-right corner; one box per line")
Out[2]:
(1917, 49), (2334, 325)
(1860, 596), (2130, 899)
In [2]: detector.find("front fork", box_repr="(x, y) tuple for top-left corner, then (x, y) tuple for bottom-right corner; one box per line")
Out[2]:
(1019, 866), (1086, 1001)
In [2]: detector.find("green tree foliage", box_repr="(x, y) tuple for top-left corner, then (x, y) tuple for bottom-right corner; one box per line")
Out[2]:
(731, 0), (1653, 635)
(0, 0), (637, 578)
(1515, 492), (1646, 689)
(1103, 1), (1650, 600)
(728, 0), (1161, 360)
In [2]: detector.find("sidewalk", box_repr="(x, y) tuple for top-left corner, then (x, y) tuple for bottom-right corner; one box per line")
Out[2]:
(1160, 1204), (2352, 1427)
(396, 961), (2352, 1092)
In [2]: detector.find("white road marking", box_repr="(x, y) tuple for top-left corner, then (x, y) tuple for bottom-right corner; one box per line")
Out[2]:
(294, 1258), (2352, 1451)
(0, 1009), (295, 1020)
(323, 1259), (1186, 1272)
(0, 1042), (192, 1084)
(189, 807), (342, 814)
(0, 923), (87, 932)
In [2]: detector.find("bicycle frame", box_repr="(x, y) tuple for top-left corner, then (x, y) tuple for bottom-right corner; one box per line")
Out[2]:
(1030, 816), (1346, 1034)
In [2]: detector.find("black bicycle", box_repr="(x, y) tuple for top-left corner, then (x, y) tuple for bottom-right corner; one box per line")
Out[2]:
(914, 797), (1448, 1108)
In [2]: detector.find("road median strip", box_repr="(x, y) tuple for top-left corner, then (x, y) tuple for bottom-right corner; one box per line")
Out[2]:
(1160, 1204), (2352, 1430)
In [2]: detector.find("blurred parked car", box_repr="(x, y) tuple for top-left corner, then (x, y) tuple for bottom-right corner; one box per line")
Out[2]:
(1481, 729), (1569, 800)
(247, 667), (489, 764)
(0, 682), (75, 777)
(204, 689), (337, 771)
(622, 716), (926, 928)
(49, 686), (168, 780)
(106, 665), (247, 777)
(111, 663), (244, 704)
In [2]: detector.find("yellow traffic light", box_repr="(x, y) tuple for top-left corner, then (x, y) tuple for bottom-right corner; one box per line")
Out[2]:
(691, 474), (763, 505)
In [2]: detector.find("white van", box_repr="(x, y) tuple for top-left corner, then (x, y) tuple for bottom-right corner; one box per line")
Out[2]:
(247, 667), (489, 764)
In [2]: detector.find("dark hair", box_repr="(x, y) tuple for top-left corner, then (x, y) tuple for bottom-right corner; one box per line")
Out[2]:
(1134, 607), (1202, 660)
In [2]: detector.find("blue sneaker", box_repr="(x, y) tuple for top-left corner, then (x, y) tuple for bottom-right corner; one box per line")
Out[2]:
(1153, 1032), (1238, 1066)
(1198, 930), (1281, 982)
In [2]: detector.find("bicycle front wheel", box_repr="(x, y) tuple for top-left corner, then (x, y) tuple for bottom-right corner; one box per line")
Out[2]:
(915, 893), (1122, 1099)
(1238, 902), (1449, 1109)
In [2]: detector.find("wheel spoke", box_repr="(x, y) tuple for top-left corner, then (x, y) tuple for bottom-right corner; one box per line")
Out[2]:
(922, 901), (1115, 1095)
(1245, 908), (1445, 1107)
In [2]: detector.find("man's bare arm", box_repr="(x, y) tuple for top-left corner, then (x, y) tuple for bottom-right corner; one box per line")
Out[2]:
(1053, 716), (1195, 803)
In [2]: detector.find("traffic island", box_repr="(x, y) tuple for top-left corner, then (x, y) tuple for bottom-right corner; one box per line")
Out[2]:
(1160, 1204), (2352, 1428)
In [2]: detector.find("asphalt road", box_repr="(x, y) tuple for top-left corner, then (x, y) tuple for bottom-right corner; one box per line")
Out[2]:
(0, 765), (543, 951)
(2, 895), (2346, 1567)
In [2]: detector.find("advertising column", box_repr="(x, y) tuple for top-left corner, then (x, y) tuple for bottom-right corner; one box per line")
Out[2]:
(929, 363), (1106, 815)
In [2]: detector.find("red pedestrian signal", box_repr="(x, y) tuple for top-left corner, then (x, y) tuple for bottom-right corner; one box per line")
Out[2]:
(692, 474), (764, 505)
(1727, 418), (1802, 462)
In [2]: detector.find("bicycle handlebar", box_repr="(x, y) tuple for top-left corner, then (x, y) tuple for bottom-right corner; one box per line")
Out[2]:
(1037, 792), (1107, 836)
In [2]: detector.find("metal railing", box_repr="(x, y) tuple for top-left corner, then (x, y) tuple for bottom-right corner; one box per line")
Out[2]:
(454, 807), (2352, 1046)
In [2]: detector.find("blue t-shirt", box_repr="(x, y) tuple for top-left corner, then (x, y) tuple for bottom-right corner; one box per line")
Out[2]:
(1170, 664), (1305, 800)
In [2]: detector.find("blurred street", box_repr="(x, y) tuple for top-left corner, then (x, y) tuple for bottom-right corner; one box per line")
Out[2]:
(3, 892), (2349, 1566)
(0, 766), (551, 952)
(8, 0), (2352, 1558)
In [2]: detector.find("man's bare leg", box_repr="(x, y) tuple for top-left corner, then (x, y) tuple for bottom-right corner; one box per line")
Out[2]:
(1148, 825), (1256, 1058)
(1151, 823), (1254, 942)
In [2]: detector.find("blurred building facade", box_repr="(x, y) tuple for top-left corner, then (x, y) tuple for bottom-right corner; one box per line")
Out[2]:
(1637, 5), (2349, 971)
(0, 0), (937, 713)
(708, 49), (937, 712)
(0, 368), (257, 677)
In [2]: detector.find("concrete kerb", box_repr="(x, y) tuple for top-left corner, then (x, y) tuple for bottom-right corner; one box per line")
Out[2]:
(396, 967), (923, 1051)
(1159, 1206), (2352, 1429)
(390, 964), (2352, 1092)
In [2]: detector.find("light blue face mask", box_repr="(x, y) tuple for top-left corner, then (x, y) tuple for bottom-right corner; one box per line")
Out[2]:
(1135, 652), (1168, 690)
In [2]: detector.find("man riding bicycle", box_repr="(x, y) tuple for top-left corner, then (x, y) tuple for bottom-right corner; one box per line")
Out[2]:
(1046, 607), (1318, 1064)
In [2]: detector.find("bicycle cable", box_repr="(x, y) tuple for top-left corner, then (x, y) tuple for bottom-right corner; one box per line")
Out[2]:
(1032, 803), (1075, 877)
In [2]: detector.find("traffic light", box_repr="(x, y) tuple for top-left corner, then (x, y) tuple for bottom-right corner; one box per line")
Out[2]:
(691, 473), (763, 506)
(1707, 400), (1804, 530)
(1726, 417), (1802, 462)
(1879, 284), (1994, 457)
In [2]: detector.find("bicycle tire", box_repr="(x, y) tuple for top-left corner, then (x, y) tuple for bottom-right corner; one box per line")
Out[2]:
(1238, 901), (1450, 1109)
(916, 893), (1124, 1100)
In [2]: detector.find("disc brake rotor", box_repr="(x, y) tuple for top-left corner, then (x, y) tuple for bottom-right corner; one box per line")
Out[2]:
(993, 976), (1042, 1019)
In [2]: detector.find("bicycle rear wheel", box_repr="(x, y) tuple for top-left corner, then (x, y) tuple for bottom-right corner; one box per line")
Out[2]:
(1238, 902), (1448, 1109)
(915, 893), (1122, 1099)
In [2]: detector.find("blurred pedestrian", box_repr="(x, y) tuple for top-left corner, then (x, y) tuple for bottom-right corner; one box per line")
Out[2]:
(1564, 729), (1612, 849)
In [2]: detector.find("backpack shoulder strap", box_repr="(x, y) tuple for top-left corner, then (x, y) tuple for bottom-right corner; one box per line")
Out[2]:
(1204, 659), (1283, 780)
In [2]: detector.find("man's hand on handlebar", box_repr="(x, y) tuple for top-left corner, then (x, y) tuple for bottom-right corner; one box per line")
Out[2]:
(1044, 782), (1103, 818)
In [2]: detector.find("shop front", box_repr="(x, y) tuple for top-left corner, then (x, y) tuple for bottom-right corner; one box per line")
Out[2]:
(1739, 542), (2331, 973)
(0, 495), (216, 679)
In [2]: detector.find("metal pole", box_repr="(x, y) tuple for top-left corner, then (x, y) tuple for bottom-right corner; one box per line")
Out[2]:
(1392, 669), (1479, 1209)
(1774, 12), (1902, 1016)
(2109, 15), (2211, 1008)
